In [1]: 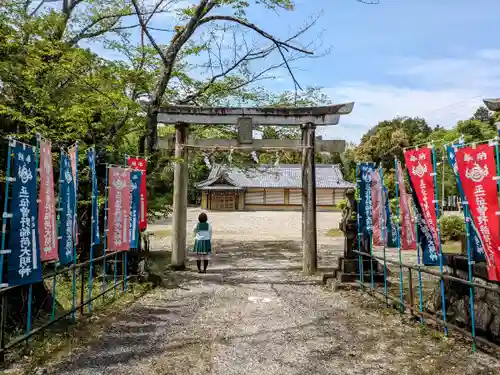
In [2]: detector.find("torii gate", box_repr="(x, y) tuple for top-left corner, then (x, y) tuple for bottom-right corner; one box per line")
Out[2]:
(155, 103), (355, 275)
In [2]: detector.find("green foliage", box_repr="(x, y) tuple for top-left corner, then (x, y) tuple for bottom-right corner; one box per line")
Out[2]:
(336, 199), (347, 210)
(439, 215), (465, 242)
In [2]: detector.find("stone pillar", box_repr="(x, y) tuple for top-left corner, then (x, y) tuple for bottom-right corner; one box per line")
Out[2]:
(171, 123), (188, 270)
(302, 122), (318, 275)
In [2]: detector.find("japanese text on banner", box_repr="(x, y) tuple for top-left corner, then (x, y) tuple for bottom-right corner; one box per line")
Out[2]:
(58, 152), (76, 266)
(404, 148), (439, 265)
(38, 140), (58, 261)
(68, 144), (78, 246)
(371, 169), (384, 246)
(358, 163), (376, 237)
(455, 144), (500, 281)
(130, 170), (142, 249)
(107, 167), (131, 252)
(127, 157), (147, 230)
(7, 143), (42, 285)
(86, 148), (100, 245)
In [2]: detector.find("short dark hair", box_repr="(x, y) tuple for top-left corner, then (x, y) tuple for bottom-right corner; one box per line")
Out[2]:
(198, 212), (208, 223)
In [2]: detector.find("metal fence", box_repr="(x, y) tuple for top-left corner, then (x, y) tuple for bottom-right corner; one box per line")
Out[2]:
(0, 136), (150, 367)
(0, 248), (139, 365)
(353, 248), (500, 355)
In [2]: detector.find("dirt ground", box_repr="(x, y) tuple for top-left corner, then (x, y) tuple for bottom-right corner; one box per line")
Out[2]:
(36, 210), (499, 375)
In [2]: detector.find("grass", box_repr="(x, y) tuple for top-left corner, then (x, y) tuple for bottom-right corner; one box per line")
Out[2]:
(326, 228), (343, 237)
(441, 241), (462, 254)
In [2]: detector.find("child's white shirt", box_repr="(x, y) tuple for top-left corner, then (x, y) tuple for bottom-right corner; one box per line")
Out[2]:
(193, 223), (212, 241)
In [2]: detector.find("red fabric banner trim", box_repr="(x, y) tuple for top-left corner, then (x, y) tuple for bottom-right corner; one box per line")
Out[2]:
(107, 167), (131, 252)
(127, 157), (147, 230)
(455, 144), (500, 281)
(38, 140), (58, 262)
(396, 160), (417, 250)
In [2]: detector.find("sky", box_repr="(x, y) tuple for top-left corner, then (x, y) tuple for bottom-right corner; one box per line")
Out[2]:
(78, 0), (500, 143)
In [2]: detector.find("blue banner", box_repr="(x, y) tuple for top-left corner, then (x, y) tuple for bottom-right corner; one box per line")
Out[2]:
(383, 186), (398, 248)
(358, 163), (376, 237)
(58, 152), (75, 266)
(130, 170), (141, 249)
(7, 143), (42, 285)
(407, 170), (440, 266)
(446, 145), (485, 262)
(86, 148), (100, 245)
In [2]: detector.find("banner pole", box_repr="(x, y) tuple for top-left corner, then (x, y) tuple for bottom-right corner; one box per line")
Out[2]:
(102, 165), (109, 303)
(356, 164), (363, 289)
(394, 157), (405, 313)
(379, 167), (388, 305)
(71, 142), (78, 321)
(88, 147), (96, 313)
(431, 145), (448, 336)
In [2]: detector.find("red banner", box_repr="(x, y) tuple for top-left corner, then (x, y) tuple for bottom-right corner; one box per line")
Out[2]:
(455, 144), (500, 281)
(107, 167), (131, 252)
(68, 144), (78, 245)
(371, 169), (384, 246)
(127, 157), (147, 230)
(396, 160), (417, 250)
(38, 140), (58, 262)
(403, 147), (439, 255)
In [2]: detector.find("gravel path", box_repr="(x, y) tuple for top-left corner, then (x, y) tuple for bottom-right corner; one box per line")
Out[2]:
(40, 210), (499, 374)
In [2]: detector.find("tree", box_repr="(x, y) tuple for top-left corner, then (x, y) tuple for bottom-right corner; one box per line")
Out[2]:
(130, 0), (326, 154)
(472, 106), (492, 124)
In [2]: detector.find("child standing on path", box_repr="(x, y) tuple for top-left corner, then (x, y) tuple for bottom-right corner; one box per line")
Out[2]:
(192, 212), (212, 273)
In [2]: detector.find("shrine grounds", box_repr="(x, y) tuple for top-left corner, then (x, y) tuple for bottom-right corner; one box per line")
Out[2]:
(26, 209), (500, 375)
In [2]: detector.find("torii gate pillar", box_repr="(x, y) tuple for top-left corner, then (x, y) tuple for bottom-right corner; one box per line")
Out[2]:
(156, 104), (354, 274)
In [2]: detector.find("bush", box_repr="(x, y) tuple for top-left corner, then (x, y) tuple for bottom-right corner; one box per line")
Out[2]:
(336, 199), (348, 210)
(440, 215), (465, 241)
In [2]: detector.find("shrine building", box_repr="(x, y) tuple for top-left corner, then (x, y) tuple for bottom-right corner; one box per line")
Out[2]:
(196, 164), (354, 211)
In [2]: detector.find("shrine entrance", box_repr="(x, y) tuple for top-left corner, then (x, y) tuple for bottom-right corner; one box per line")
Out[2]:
(155, 104), (355, 275)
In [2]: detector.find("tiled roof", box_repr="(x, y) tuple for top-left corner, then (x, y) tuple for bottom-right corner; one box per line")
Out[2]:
(197, 164), (355, 189)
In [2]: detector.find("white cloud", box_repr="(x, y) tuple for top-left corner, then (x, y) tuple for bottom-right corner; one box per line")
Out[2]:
(321, 49), (500, 143)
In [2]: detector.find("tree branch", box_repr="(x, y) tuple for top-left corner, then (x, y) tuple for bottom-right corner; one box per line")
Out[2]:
(131, 0), (169, 64)
(198, 15), (313, 55)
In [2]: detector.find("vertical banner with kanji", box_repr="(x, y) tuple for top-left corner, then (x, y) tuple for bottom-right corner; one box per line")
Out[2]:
(358, 163), (376, 237)
(396, 160), (416, 250)
(130, 170), (142, 249)
(455, 144), (500, 281)
(127, 157), (147, 230)
(404, 147), (440, 265)
(383, 186), (398, 248)
(59, 151), (76, 266)
(86, 148), (100, 245)
(38, 140), (58, 262)
(446, 145), (485, 261)
(107, 167), (131, 252)
(68, 144), (78, 245)
(371, 169), (384, 246)
(8, 143), (42, 285)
